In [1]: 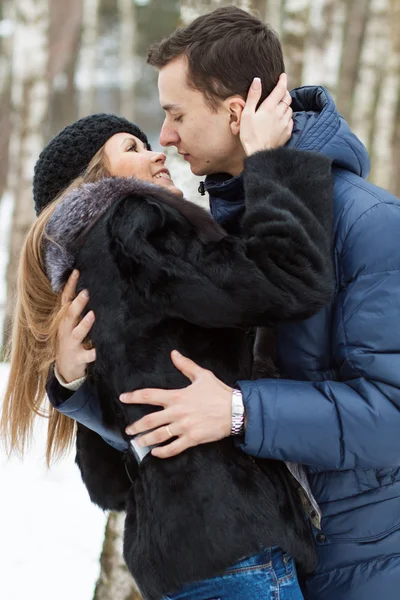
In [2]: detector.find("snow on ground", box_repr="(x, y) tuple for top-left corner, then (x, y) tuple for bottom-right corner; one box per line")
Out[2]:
(0, 363), (108, 600)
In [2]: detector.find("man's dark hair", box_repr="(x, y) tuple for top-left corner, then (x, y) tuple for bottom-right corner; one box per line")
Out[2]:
(147, 6), (285, 109)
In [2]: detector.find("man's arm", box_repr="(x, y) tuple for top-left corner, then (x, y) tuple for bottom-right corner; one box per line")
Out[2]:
(125, 199), (400, 464)
(110, 147), (334, 330)
(239, 200), (400, 469)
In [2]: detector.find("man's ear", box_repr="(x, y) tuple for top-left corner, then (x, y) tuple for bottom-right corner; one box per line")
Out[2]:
(227, 96), (246, 136)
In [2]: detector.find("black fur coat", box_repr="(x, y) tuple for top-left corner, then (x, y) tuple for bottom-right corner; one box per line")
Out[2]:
(45, 147), (334, 600)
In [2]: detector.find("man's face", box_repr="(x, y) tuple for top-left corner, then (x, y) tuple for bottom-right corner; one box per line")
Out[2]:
(158, 56), (245, 177)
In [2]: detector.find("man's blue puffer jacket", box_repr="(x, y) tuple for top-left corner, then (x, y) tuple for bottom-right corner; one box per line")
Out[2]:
(207, 86), (400, 600)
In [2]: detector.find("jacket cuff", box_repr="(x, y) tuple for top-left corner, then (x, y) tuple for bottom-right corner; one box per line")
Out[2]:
(53, 364), (86, 392)
(46, 376), (129, 452)
(236, 379), (268, 457)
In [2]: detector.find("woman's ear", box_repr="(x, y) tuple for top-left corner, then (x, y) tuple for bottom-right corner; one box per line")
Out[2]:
(227, 97), (246, 136)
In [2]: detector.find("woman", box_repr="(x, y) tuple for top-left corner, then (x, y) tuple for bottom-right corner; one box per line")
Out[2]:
(2, 104), (333, 600)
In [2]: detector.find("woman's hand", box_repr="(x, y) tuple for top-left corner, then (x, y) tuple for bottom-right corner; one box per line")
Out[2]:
(55, 270), (96, 383)
(240, 73), (293, 156)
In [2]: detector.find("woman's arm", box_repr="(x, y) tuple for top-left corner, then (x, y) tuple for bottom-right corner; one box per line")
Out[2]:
(109, 147), (334, 329)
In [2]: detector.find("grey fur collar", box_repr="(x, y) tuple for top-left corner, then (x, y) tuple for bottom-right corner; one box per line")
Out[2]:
(44, 177), (173, 293)
(44, 176), (225, 294)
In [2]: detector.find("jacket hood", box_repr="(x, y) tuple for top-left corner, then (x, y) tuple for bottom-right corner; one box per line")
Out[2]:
(287, 85), (370, 178)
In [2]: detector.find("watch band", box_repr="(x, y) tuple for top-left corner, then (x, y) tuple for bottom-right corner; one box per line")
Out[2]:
(231, 388), (245, 435)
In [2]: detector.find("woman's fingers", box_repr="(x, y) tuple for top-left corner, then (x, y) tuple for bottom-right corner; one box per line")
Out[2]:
(261, 73), (288, 110)
(71, 310), (95, 344)
(61, 270), (79, 305)
(81, 347), (96, 364)
(243, 77), (263, 113)
(66, 289), (90, 327)
(283, 89), (292, 107)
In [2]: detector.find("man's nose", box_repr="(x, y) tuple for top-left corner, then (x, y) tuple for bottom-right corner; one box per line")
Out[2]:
(159, 120), (180, 148)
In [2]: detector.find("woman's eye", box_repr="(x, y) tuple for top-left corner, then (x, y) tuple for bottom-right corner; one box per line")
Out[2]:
(173, 116), (183, 123)
(127, 143), (137, 152)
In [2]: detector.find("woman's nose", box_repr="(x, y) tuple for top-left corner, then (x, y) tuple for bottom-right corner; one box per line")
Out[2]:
(151, 152), (167, 164)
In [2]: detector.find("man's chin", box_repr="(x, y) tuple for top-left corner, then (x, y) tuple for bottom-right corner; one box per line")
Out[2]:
(188, 161), (213, 177)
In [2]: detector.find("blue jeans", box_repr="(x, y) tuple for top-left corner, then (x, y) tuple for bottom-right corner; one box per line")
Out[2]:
(163, 547), (304, 600)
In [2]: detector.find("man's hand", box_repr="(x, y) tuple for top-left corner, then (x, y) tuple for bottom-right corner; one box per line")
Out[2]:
(55, 270), (96, 383)
(121, 350), (233, 459)
(240, 73), (293, 156)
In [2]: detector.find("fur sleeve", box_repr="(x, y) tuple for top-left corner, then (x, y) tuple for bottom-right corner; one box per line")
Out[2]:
(108, 149), (334, 328)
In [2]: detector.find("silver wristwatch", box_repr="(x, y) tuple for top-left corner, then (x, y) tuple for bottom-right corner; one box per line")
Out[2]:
(231, 388), (245, 435)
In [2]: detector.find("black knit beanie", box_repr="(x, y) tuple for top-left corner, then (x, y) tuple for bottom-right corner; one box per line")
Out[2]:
(33, 113), (150, 215)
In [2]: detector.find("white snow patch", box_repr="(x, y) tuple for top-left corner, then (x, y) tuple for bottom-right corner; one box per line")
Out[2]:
(0, 363), (107, 600)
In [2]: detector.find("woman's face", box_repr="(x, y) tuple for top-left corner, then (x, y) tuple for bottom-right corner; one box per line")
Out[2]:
(104, 132), (183, 197)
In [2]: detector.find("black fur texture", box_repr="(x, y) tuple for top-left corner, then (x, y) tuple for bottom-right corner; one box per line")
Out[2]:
(47, 148), (334, 600)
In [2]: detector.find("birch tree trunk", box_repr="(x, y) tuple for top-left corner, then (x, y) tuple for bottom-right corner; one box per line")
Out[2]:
(79, 0), (100, 116)
(350, 0), (390, 170)
(118, 0), (137, 122)
(336, 0), (371, 122)
(0, 0), (13, 205)
(280, 0), (311, 89)
(48, 0), (83, 137)
(2, 0), (50, 348)
(265, 0), (284, 35)
(302, 0), (346, 92)
(93, 513), (142, 600)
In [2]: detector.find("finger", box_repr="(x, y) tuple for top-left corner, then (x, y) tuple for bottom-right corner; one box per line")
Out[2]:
(170, 350), (204, 383)
(243, 77), (262, 113)
(120, 388), (174, 406)
(71, 310), (95, 344)
(66, 289), (90, 324)
(151, 437), (190, 459)
(136, 424), (177, 448)
(283, 107), (293, 127)
(82, 347), (96, 364)
(283, 90), (292, 106)
(126, 409), (172, 436)
(277, 101), (291, 118)
(261, 73), (288, 108)
(61, 270), (80, 305)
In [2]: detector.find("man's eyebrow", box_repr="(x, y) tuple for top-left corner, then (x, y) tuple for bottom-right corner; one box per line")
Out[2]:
(162, 104), (182, 112)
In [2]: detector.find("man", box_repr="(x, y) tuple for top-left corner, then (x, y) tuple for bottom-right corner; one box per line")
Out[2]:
(48, 7), (400, 600)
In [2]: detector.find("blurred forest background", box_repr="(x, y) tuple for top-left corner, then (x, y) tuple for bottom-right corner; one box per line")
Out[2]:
(0, 0), (399, 598)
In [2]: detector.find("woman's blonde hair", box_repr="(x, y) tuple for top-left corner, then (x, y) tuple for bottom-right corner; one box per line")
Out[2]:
(1, 146), (110, 466)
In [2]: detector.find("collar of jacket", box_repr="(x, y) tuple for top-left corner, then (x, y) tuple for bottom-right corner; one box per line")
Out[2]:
(201, 85), (370, 229)
(204, 171), (245, 231)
